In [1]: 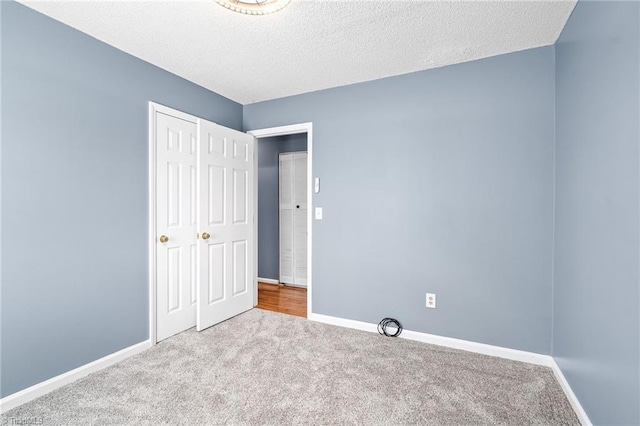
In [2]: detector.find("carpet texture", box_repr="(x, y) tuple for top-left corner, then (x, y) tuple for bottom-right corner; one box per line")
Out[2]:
(2, 309), (578, 425)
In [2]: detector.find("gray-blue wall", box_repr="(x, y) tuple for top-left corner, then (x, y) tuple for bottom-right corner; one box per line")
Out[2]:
(553, 2), (640, 425)
(257, 134), (307, 280)
(0, 1), (242, 398)
(5, 1), (640, 423)
(244, 47), (556, 355)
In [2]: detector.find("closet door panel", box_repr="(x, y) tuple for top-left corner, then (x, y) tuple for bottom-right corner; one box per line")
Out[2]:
(293, 153), (308, 286)
(279, 154), (294, 284)
(279, 152), (307, 287)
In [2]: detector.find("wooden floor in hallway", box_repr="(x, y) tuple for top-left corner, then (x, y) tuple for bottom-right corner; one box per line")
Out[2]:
(256, 282), (307, 318)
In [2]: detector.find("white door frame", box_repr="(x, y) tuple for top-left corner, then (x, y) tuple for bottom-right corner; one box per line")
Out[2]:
(247, 123), (313, 318)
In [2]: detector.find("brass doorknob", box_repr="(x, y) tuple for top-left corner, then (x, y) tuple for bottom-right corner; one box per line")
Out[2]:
(159, 235), (169, 243)
(202, 232), (210, 240)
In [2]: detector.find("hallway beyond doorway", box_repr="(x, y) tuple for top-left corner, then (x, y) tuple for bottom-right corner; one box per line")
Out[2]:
(256, 282), (306, 318)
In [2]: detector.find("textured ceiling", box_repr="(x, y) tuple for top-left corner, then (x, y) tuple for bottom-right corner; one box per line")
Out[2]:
(18, 0), (576, 105)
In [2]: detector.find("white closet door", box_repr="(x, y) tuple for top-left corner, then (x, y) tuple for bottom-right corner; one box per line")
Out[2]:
(279, 154), (294, 284)
(155, 111), (198, 342)
(197, 120), (255, 331)
(153, 103), (256, 342)
(293, 153), (308, 286)
(279, 152), (307, 287)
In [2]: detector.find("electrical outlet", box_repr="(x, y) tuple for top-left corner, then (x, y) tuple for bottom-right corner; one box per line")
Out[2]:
(426, 293), (436, 309)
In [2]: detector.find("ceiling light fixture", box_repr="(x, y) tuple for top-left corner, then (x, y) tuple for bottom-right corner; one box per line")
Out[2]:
(215, 0), (291, 15)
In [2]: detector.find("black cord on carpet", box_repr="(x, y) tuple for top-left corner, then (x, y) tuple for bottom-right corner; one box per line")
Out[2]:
(377, 318), (402, 337)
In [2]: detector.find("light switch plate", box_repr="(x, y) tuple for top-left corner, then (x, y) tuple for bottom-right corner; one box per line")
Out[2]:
(315, 207), (323, 220)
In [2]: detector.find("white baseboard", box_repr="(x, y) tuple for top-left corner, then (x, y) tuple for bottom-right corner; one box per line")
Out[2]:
(309, 313), (552, 365)
(549, 360), (592, 425)
(0, 340), (151, 413)
(309, 313), (591, 425)
(309, 313), (380, 334)
(258, 278), (307, 289)
(400, 328), (552, 366)
(283, 283), (307, 289)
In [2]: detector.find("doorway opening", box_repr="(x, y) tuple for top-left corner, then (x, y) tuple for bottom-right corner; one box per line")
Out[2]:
(248, 124), (313, 318)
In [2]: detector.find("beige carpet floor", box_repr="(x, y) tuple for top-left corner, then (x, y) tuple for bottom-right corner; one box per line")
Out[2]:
(2, 309), (578, 425)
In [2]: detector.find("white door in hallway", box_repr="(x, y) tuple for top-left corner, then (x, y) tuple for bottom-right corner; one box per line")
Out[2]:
(279, 152), (308, 287)
(155, 111), (198, 342)
(197, 121), (255, 330)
